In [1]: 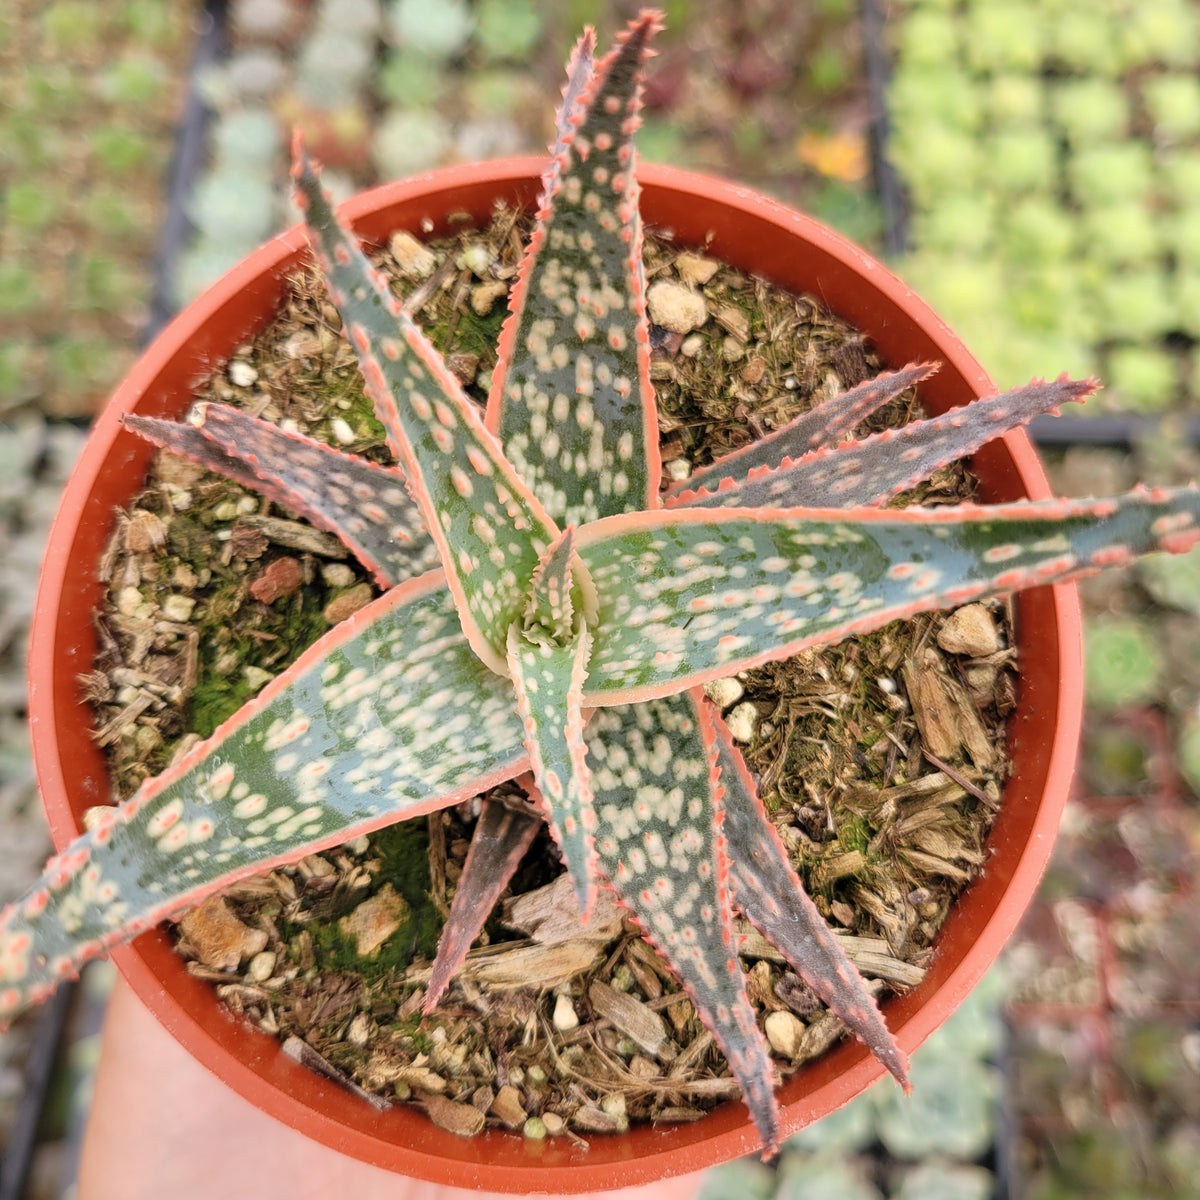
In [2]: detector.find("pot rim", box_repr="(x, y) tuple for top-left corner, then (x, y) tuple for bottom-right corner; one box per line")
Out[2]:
(29, 157), (1082, 1191)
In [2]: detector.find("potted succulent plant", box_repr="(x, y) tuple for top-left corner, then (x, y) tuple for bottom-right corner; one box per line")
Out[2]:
(8, 11), (1200, 1191)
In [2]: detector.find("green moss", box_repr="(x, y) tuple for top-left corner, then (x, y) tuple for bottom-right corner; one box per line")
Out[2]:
(298, 820), (442, 978)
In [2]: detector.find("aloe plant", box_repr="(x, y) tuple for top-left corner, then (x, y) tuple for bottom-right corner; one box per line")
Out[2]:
(4, 12), (1200, 1154)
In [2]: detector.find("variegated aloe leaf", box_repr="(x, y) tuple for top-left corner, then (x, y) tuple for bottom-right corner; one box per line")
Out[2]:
(577, 486), (1200, 703)
(666, 362), (938, 501)
(672, 376), (1096, 512)
(126, 406), (436, 588)
(293, 145), (563, 673)
(424, 792), (541, 1012)
(589, 691), (781, 1152)
(0, 574), (528, 1020)
(710, 713), (910, 1091)
(486, 11), (661, 527)
(506, 619), (597, 916)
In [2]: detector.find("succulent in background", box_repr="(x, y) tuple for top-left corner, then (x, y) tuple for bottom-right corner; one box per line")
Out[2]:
(4, 12), (1200, 1154)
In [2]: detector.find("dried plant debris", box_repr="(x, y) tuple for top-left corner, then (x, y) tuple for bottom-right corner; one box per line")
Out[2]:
(88, 209), (1016, 1136)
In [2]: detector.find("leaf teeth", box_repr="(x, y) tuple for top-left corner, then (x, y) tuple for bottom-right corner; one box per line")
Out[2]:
(423, 795), (541, 1013)
(667, 362), (940, 503)
(507, 621), (599, 918)
(552, 26), (597, 161)
(487, 11), (661, 527)
(679, 375), (1100, 512)
(711, 712), (910, 1094)
(126, 407), (436, 589)
(588, 692), (781, 1153)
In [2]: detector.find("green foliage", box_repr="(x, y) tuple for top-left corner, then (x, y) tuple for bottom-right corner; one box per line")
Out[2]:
(1143, 74), (1200, 141)
(388, 0), (473, 59)
(875, 1055), (997, 1160)
(211, 108), (282, 169)
(1139, 547), (1200, 615)
(475, 0), (542, 62)
(1107, 345), (1176, 411)
(1080, 202), (1160, 268)
(1161, 152), (1200, 211)
(373, 108), (452, 178)
(775, 1153), (882, 1200)
(5, 182), (59, 232)
(989, 128), (1058, 194)
(1047, 6), (1126, 75)
(963, 2), (1044, 73)
(1069, 143), (1155, 207)
(894, 10), (961, 70)
(1094, 270), (1175, 342)
(378, 47), (448, 107)
(889, 68), (983, 134)
(1000, 198), (1076, 266)
(101, 55), (168, 108)
(188, 172), (278, 244)
(1179, 712), (1200, 795)
(1120, 0), (1200, 69)
(1050, 78), (1128, 146)
(987, 74), (1044, 127)
(0, 262), (42, 317)
(92, 126), (152, 175)
(892, 1162), (994, 1200)
(1085, 616), (1165, 710)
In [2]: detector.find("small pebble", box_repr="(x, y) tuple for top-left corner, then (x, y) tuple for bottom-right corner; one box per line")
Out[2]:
(541, 1111), (565, 1136)
(646, 280), (708, 333)
(324, 582), (374, 624)
(679, 333), (705, 357)
(765, 1009), (805, 1058)
(470, 280), (508, 315)
(724, 700), (758, 743)
(389, 230), (436, 278)
(161, 594), (196, 623)
(229, 360), (258, 388)
(523, 1117), (547, 1140)
(703, 676), (744, 710)
(552, 993), (580, 1032)
(937, 603), (1002, 657)
(242, 666), (273, 692)
(330, 416), (356, 446)
(246, 950), (277, 983)
(663, 458), (691, 482)
(249, 556), (304, 603)
(674, 252), (719, 287)
(490, 1083), (527, 1129)
(321, 562), (357, 588)
(346, 1013), (371, 1048)
(458, 243), (492, 277)
(116, 586), (146, 616)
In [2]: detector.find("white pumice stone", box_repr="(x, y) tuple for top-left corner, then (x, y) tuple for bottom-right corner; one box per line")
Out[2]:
(331, 416), (356, 445)
(703, 676), (745, 710)
(765, 1010), (804, 1058)
(229, 360), (258, 388)
(553, 993), (580, 1032)
(664, 458), (692, 481)
(646, 279), (708, 333)
(725, 700), (758, 743)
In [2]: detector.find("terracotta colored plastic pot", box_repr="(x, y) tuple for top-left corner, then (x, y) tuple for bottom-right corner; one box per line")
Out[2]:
(29, 159), (1082, 1191)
